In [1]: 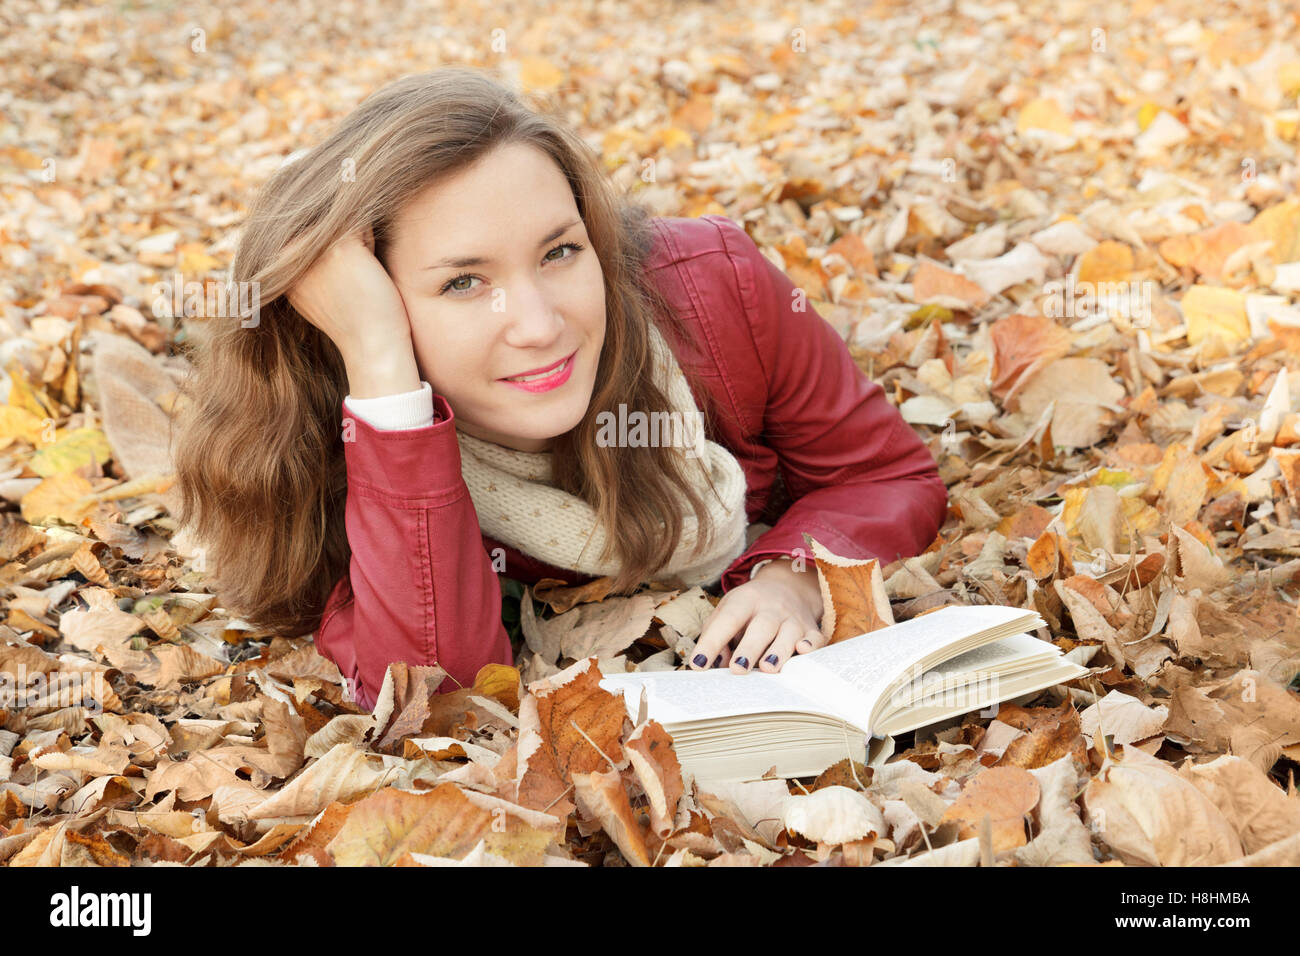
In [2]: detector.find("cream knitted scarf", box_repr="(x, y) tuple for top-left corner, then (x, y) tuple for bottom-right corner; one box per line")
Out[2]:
(453, 320), (749, 588)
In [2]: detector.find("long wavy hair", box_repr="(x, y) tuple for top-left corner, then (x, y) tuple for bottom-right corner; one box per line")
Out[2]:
(172, 66), (725, 637)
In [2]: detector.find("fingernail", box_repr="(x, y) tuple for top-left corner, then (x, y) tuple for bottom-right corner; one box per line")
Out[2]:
(765, 653), (778, 665)
(712, 655), (722, 668)
(692, 653), (707, 667)
(734, 656), (749, 669)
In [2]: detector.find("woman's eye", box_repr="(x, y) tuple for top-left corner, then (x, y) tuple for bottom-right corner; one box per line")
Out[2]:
(439, 241), (584, 297)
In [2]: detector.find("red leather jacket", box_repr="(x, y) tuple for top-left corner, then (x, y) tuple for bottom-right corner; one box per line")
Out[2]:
(313, 214), (949, 710)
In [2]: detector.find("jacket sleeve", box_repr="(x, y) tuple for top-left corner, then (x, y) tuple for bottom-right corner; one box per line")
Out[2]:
(313, 393), (514, 711)
(708, 216), (950, 591)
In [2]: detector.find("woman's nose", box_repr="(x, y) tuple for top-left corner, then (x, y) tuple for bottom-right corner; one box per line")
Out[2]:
(502, 281), (564, 345)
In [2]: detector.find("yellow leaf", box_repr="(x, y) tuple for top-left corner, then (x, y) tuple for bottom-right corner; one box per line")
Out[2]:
(1093, 468), (1135, 489)
(518, 56), (564, 92)
(1136, 102), (1162, 131)
(6, 360), (58, 419)
(1180, 285), (1249, 346)
(0, 405), (47, 445)
(29, 427), (112, 477)
(1076, 240), (1134, 285)
(471, 662), (521, 713)
(1016, 98), (1073, 136)
(177, 243), (221, 274)
(21, 473), (97, 525)
(1248, 199), (1300, 264)
(654, 125), (693, 151)
(1278, 62), (1300, 98)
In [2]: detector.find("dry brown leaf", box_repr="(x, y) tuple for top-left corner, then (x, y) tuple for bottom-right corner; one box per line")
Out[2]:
(994, 699), (1089, 770)
(1081, 745), (1243, 866)
(989, 312), (1073, 409)
(624, 719), (684, 838)
(326, 783), (558, 866)
(572, 767), (653, 866)
(937, 765), (1040, 852)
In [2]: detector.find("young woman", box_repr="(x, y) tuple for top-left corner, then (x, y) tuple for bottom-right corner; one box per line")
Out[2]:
(173, 67), (949, 711)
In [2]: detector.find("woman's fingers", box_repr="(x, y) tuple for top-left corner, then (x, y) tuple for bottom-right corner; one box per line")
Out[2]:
(728, 613), (782, 672)
(795, 627), (829, 656)
(757, 618), (809, 673)
(690, 596), (750, 670)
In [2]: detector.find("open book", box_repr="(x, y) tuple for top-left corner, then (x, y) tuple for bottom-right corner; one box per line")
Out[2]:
(598, 605), (1090, 784)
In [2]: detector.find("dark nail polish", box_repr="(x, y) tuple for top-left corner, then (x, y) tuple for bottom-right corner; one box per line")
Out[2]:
(734, 656), (749, 669)
(692, 653), (707, 667)
(765, 653), (778, 665)
(712, 655), (722, 667)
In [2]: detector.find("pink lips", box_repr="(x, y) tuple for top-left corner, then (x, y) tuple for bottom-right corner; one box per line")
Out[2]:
(499, 350), (577, 393)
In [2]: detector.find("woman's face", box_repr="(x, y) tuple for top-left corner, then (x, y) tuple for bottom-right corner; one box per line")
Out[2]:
(382, 141), (606, 452)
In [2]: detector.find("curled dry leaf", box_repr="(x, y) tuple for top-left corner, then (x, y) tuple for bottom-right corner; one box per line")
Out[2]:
(803, 534), (895, 643)
(624, 719), (684, 838)
(1078, 689), (1168, 746)
(1015, 754), (1094, 866)
(993, 699), (1089, 771)
(783, 785), (886, 846)
(571, 767), (654, 866)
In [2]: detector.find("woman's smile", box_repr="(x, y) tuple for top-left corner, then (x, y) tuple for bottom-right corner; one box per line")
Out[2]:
(498, 348), (577, 393)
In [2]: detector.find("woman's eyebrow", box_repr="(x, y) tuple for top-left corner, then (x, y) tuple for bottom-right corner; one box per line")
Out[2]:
(422, 217), (582, 270)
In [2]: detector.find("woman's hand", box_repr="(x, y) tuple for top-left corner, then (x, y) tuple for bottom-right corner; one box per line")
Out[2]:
(287, 226), (421, 397)
(689, 558), (828, 674)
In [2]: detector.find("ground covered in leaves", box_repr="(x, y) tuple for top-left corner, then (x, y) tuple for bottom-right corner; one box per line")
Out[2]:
(2, 0), (1300, 866)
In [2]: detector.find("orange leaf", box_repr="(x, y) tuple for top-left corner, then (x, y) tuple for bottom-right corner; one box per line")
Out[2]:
(325, 783), (557, 866)
(532, 575), (617, 613)
(804, 534), (895, 644)
(938, 765), (1040, 852)
(990, 312), (1073, 409)
(20, 474), (97, 526)
(993, 700), (1088, 771)
(61, 829), (130, 867)
(510, 658), (630, 822)
(624, 720), (684, 837)
(912, 261), (990, 310)
(1076, 240), (1134, 285)
(572, 768), (653, 866)
(1158, 221), (1253, 278)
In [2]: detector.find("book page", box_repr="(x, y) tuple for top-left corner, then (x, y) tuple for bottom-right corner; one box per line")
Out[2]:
(777, 605), (1041, 732)
(903, 631), (1056, 680)
(885, 632), (1058, 708)
(598, 668), (830, 725)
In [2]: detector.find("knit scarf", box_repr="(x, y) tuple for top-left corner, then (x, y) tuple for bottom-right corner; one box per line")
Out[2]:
(453, 320), (749, 588)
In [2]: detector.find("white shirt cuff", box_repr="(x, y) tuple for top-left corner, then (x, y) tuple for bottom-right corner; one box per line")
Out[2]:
(749, 556), (793, 580)
(343, 381), (436, 430)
